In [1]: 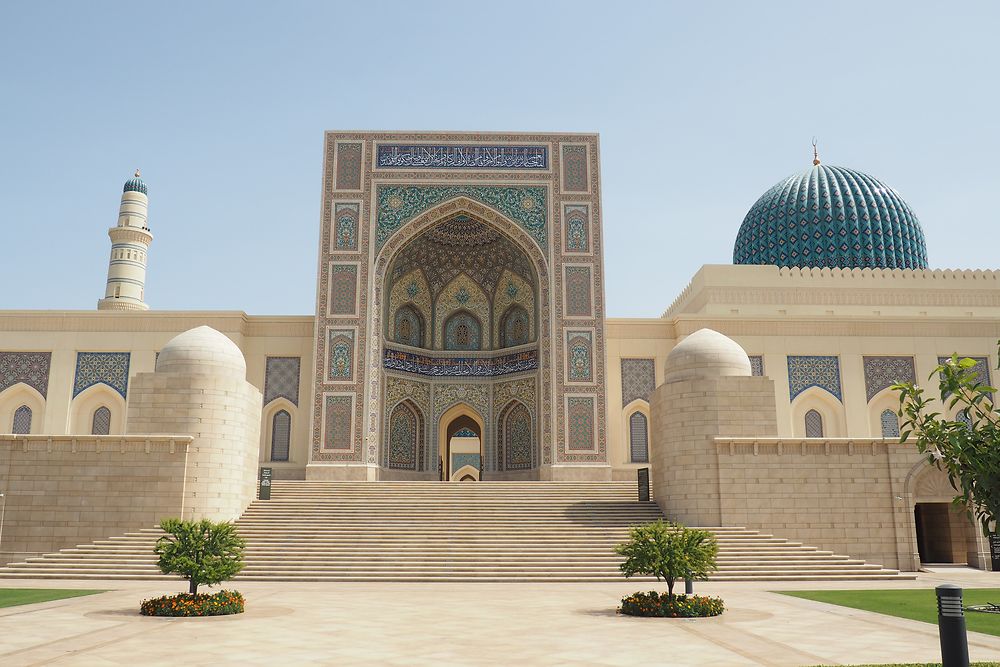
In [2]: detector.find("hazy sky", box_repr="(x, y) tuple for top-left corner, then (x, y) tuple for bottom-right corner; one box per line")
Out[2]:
(2, 1), (997, 317)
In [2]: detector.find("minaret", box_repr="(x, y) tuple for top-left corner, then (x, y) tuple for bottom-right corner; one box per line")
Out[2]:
(98, 170), (154, 311)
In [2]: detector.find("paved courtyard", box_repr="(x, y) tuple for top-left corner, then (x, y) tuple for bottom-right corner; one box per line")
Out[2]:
(2, 570), (1000, 666)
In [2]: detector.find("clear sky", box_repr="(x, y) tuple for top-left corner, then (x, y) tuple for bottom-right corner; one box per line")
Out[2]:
(1, 1), (997, 317)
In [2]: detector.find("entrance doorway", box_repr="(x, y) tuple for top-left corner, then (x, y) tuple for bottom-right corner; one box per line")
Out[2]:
(914, 502), (965, 564)
(437, 405), (484, 482)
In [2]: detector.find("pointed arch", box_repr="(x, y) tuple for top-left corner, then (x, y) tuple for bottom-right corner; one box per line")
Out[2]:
(70, 383), (125, 435)
(442, 309), (483, 351)
(387, 268), (431, 347)
(434, 272), (489, 350)
(369, 197), (552, 467)
(91, 406), (112, 435)
(0, 383), (45, 435)
(12, 404), (32, 434)
(804, 409), (824, 437)
(790, 386), (846, 437)
(385, 399), (425, 471)
(492, 269), (535, 348)
(393, 304), (425, 348)
(270, 409), (292, 461)
(496, 399), (533, 471)
(628, 410), (649, 463)
(499, 304), (531, 348)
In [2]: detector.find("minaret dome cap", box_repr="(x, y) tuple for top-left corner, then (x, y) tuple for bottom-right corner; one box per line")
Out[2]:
(123, 169), (147, 195)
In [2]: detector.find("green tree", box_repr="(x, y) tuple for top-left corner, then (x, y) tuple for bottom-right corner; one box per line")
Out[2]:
(894, 345), (1000, 537)
(155, 518), (246, 595)
(614, 519), (718, 597)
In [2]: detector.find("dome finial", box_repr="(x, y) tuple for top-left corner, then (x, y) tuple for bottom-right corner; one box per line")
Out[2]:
(812, 137), (820, 166)
(134, 168), (141, 178)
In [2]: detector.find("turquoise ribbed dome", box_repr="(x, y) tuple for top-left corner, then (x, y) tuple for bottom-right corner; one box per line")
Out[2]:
(733, 164), (928, 269)
(123, 170), (147, 195)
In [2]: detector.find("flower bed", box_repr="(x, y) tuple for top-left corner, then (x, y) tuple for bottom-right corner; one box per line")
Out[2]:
(140, 590), (245, 617)
(618, 591), (724, 618)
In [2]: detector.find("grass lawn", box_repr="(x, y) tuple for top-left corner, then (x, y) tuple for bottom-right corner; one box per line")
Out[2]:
(0, 588), (105, 609)
(782, 588), (1000, 638)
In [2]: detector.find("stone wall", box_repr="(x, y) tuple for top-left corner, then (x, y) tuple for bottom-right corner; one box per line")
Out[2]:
(0, 435), (192, 565)
(713, 437), (989, 571)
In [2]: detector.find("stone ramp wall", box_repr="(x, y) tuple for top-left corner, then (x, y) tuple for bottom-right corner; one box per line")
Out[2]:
(0, 435), (192, 566)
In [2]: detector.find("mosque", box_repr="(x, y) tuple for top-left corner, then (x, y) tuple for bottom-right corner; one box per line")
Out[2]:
(0, 131), (998, 576)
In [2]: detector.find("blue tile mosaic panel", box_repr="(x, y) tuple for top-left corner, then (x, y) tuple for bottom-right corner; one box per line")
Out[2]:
(787, 355), (842, 401)
(0, 352), (51, 397)
(383, 347), (538, 378)
(73, 352), (130, 399)
(264, 357), (300, 406)
(862, 356), (915, 402)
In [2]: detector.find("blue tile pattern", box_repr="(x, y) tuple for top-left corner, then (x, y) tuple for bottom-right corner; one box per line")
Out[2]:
(863, 356), (915, 402)
(73, 352), (130, 399)
(451, 453), (481, 471)
(123, 174), (147, 195)
(0, 352), (51, 397)
(376, 144), (547, 170)
(938, 356), (992, 388)
(749, 355), (764, 377)
(264, 357), (301, 406)
(734, 165), (928, 269)
(453, 427), (478, 437)
(787, 355), (842, 401)
(376, 185), (547, 250)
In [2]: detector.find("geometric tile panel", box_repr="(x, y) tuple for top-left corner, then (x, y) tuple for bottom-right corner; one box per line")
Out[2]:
(566, 396), (596, 451)
(323, 395), (354, 450)
(863, 356), (916, 402)
(264, 357), (301, 406)
(880, 408), (900, 438)
(804, 409), (824, 437)
(787, 355), (842, 402)
(561, 145), (588, 192)
(0, 351), (51, 397)
(938, 356), (992, 388)
(564, 204), (590, 253)
(335, 142), (363, 190)
(566, 331), (593, 383)
(333, 203), (360, 251)
(328, 330), (355, 381)
(73, 352), (130, 399)
(564, 266), (593, 317)
(329, 265), (359, 315)
(11, 404), (32, 434)
(749, 355), (764, 377)
(621, 358), (655, 406)
(628, 411), (648, 463)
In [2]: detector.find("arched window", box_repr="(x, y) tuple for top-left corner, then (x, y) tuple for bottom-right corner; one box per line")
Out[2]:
(271, 410), (291, 461)
(92, 406), (111, 435)
(12, 405), (32, 434)
(500, 305), (530, 348)
(629, 411), (649, 463)
(393, 305), (423, 348)
(880, 409), (900, 438)
(443, 311), (482, 351)
(804, 409), (824, 437)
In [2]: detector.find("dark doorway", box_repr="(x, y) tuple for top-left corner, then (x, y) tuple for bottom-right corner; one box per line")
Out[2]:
(914, 502), (959, 563)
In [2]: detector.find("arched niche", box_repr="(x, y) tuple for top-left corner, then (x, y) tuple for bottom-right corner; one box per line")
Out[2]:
(384, 399), (426, 471)
(790, 386), (846, 437)
(496, 399), (533, 472)
(69, 383), (126, 435)
(867, 386), (903, 438)
(369, 198), (552, 467)
(437, 403), (484, 481)
(261, 397), (296, 463)
(0, 383), (46, 435)
(621, 398), (650, 465)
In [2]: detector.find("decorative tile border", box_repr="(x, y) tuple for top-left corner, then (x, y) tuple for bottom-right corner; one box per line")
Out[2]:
(376, 144), (548, 170)
(383, 346), (538, 377)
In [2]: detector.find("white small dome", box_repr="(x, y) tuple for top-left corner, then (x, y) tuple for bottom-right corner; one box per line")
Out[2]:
(156, 326), (246, 379)
(664, 328), (751, 382)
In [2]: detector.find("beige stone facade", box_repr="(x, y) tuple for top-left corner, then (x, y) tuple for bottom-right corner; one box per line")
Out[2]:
(1, 131), (999, 572)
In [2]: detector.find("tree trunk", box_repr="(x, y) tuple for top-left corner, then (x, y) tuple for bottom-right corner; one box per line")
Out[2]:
(666, 577), (674, 599)
(189, 579), (198, 595)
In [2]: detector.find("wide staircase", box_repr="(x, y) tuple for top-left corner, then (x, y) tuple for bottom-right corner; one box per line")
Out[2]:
(0, 481), (912, 582)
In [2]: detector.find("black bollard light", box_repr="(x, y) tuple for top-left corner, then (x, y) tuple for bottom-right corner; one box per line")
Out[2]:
(685, 578), (693, 595)
(936, 584), (970, 667)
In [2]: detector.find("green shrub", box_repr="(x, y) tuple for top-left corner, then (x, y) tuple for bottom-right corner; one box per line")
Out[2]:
(619, 590), (724, 617)
(140, 590), (244, 617)
(614, 520), (719, 598)
(155, 518), (245, 595)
